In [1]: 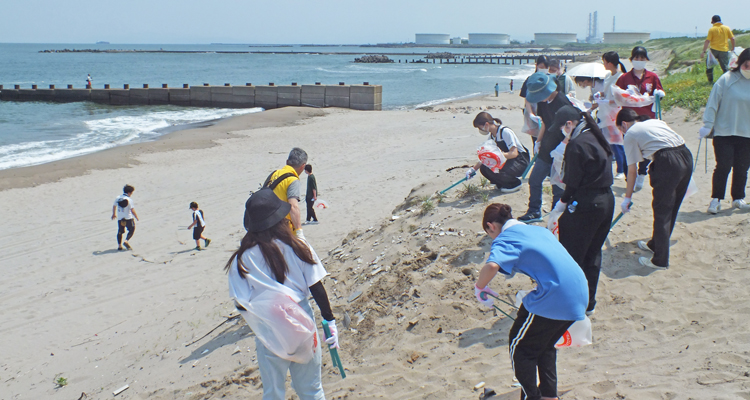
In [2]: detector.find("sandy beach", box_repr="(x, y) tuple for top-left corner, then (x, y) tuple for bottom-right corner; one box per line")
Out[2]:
(2, 87), (749, 400)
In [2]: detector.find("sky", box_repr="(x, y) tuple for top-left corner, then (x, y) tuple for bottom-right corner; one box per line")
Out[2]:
(1, 0), (748, 44)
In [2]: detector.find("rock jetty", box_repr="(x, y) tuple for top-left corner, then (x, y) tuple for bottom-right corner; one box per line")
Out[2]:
(354, 55), (394, 63)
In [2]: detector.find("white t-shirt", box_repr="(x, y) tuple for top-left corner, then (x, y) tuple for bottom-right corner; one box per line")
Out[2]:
(193, 210), (205, 228)
(492, 126), (526, 153)
(624, 119), (685, 165)
(114, 194), (135, 220)
(228, 240), (328, 303)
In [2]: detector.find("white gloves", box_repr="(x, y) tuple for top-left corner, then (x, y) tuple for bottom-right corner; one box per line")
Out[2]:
(699, 127), (712, 139)
(295, 229), (306, 241)
(621, 197), (632, 214)
(533, 141), (541, 155)
(465, 168), (477, 180)
(474, 285), (499, 308)
(325, 320), (340, 349)
(653, 89), (666, 99)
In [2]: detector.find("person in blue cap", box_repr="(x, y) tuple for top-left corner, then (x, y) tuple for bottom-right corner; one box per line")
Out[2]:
(517, 72), (576, 222)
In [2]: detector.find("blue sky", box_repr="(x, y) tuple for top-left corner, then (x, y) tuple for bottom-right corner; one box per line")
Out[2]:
(1, 0), (747, 44)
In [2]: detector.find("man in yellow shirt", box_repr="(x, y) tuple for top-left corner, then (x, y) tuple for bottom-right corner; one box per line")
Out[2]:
(263, 147), (307, 238)
(701, 15), (736, 83)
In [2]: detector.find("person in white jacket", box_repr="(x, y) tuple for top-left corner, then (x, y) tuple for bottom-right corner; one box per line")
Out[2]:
(701, 48), (750, 214)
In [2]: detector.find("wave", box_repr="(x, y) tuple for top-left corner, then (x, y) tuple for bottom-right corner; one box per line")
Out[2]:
(410, 92), (483, 109)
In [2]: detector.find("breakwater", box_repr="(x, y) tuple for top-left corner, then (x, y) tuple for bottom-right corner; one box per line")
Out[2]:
(0, 82), (382, 111)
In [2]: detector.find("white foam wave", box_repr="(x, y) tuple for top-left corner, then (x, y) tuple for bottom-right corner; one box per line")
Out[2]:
(411, 92), (482, 109)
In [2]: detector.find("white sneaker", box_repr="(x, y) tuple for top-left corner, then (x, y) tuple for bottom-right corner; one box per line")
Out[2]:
(637, 240), (653, 253)
(707, 198), (721, 214)
(614, 173), (626, 180)
(732, 199), (750, 210)
(634, 175), (646, 191)
(500, 183), (523, 193)
(639, 257), (667, 270)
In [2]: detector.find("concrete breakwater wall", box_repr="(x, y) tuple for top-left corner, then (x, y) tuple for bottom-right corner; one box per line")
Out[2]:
(0, 83), (382, 111)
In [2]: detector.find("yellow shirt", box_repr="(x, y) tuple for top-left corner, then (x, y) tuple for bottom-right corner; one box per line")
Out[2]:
(707, 23), (734, 52)
(267, 165), (299, 228)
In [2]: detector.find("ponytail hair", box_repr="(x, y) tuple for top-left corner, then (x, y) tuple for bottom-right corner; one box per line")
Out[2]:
(616, 108), (651, 127)
(482, 203), (513, 230)
(473, 112), (502, 128)
(603, 51), (628, 73)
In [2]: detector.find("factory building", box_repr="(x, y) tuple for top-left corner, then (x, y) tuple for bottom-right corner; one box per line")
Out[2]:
(468, 33), (511, 45)
(603, 32), (651, 44)
(415, 34), (450, 45)
(534, 33), (578, 45)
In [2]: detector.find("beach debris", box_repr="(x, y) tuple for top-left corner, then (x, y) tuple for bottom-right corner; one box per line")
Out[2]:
(232, 346), (241, 355)
(480, 387), (497, 399)
(77, 392), (88, 400)
(348, 290), (363, 303)
(407, 351), (423, 364)
(113, 385), (129, 396)
(474, 381), (486, 390)
(201, 349), (209, 355)
(391, 215), (400, 220)
(407, 318), (419, 328)
(354, 311), (365, 325)
(343, 312), (352, 330)
(184, 314), (241, 347)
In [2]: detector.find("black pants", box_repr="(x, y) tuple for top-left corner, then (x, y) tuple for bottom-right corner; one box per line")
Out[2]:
(706, 49), (730, 82)
(305, 199), (318, 222)
(711, 136), (750, 201)
(647, 145), (693, 267)
(480, 152), (530, 189)
(509, 305), (574, 400)
(638, 159), (650, 175)
(117, 218), (135, 244)
(558, 189), (614, 312)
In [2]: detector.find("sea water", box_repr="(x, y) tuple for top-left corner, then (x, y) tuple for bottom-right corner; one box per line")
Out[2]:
(0, 43), (535, 170)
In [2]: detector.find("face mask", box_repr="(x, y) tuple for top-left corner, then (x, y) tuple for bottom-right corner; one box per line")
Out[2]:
(632, 60), (647, 70)
(537, 68), (549, 75)
(741, 69), (750, 79)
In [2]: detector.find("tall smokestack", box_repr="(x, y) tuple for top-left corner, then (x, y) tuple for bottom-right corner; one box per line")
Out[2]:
(613, 16), (616, 32)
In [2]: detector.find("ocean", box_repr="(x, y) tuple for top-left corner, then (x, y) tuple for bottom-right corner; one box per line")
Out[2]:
(0, 43), (535, 170)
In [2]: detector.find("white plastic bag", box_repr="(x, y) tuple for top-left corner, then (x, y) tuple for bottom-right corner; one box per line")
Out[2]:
(546, 209), (563, 238)
(728, 47), (744, 69)
(683, 177), (698, 200)
(611, 85), (654, 108)
(522, 105), (542, 137)
(313, 199), (329, 209)
(555, 316), (593, 348)
(595, 100), (621, 129)
(236, 290), (317, 363)
(477, 139), (507, 172)
(549, 142), (566, 190)
(706, 51), (719, 69)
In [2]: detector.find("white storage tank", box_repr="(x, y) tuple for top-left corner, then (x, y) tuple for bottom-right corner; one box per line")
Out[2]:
(534, 33), (578, 45)
(451, 37), (463, 45)
(468, 33), (510, 45)
(415, 33), (450, 45)
(603, 32), (651, 44)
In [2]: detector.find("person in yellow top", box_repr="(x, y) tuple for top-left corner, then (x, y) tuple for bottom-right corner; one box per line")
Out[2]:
(701, 15), (736, 83)
(263, 147), (308, 240)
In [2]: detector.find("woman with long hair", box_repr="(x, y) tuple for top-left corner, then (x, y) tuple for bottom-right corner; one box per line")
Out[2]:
(617, 108), (692, 270)
(475, 203), (587, 400)
(550, 106), (614, 315)
(226, 189), (338, 400)
(701, 48), (750, 214)
(466, 112), (530, 193)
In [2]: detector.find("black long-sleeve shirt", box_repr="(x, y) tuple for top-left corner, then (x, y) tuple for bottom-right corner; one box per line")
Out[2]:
(536, 91), (575, 164)
(560, 125), (614, 204)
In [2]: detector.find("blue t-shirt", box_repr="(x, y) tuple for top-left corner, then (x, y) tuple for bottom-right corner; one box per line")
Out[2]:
(487, 223), (588, 321)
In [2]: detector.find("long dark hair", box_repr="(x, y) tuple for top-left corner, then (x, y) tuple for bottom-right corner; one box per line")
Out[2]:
(602, 51), (627, 73)
(731, 48), (750, 73)
(535, 55), (550, 70)
(582, 112), (613, 157)
(483, 203), (513, 230)
(616, 108), (651, 127)
(225, 219), (315, 284)
(473, 112), (502, 128)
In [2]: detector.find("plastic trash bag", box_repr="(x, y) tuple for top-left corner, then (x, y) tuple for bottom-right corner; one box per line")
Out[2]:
(477, 139), (507, 172)
(549, 142), (566, 190)
(546, 208), (563, 238)
(611, 85), (654, 108)
(595, 99), (621, 129)
(728, 47), (744, 69)
(683, 177), (698, 200)
(555, 316), (593, 348)
(313, 199), (329, 209)
(522, 105), (542, 137)
(235, 290), (317, 364)
(706, 51), (719, 69)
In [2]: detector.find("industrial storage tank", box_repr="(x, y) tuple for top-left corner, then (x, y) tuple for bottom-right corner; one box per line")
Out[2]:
(603, 32), (651, 44)
(534, 33), (577, 45)
(415, 34), (450, 45)
(468, 33), (510, 45)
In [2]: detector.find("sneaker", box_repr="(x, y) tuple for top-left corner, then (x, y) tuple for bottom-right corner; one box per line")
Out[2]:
(309, 220), (319, 224)
(518, 210), (541, 222)
(500, 183), (523, 194)
(634, 175), (646, 191)
(123, 242), (132, 250)
(639, 257), (667, 270)
(614, 173), (626, 180)
(118, 246), (124, 251)
(637, 240), (653, 253)
(732, 199), (750, 210)
(204, 238), (211, 247)
(195, 246), (202, 251)
(302, 221), (309, 225)
(707, 198), (721, 214)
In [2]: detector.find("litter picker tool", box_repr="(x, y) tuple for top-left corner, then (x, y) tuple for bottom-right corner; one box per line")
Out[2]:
(439, 177), (469, 195)
(694, 138), (702, 172)
(479, 292), (517, 321)
(321, 320), (346, 379)
(521, 153), (537, 180)
(655, 95), (662, 120)
(610, 201), (633, 230)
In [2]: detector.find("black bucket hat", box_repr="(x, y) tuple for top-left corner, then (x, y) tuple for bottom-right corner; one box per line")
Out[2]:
(243, 189), (291, 232)
(552, 105), (583, 131)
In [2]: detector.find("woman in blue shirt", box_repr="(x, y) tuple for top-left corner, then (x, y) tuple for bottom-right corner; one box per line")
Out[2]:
(475, 203), (588, 400)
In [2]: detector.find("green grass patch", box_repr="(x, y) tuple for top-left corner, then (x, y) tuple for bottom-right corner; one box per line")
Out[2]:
(661, 63), (714, 115)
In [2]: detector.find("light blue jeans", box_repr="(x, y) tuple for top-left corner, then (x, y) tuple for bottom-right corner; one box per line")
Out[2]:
(255, 299), (325, 400)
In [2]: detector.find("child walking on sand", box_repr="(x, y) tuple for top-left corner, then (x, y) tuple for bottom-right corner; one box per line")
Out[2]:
(187, 202), (211, 250)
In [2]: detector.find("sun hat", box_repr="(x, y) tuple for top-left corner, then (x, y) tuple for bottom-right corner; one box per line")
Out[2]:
(525, 72), (558, 103)
(630, 46), (649, 60)
(552, 105), (583, 131)
(243, 189), (291, 232)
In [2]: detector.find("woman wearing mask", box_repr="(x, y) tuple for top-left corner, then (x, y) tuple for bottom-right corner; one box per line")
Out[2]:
(617, 109), (692, 270)
(549, 59), (577, 98)
(466, 112), (530, 193)
(549, 106), (614, 316)
(701, 48), (750, 214)
(616, 46), (665, 190)
(226, 189), (338, 400)
(598, 51), (628, 179)
(520, 56), (550, 144)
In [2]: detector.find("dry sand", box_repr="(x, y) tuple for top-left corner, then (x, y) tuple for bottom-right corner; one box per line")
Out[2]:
(2, 92), (749, 400)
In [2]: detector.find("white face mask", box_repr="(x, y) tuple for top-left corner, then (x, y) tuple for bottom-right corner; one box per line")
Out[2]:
(632, 60), (647, 70)
(741, 69), (750, 80)
(537, 68), (549, 75)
